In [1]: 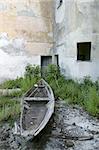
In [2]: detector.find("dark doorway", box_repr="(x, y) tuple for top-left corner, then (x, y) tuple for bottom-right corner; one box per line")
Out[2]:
(77, 42), (91, 61)
(41, 56), (52, 76)
(55, 55), (59, 66)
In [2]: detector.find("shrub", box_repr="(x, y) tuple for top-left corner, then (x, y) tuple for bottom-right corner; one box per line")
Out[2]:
(25, 64), (41, 79)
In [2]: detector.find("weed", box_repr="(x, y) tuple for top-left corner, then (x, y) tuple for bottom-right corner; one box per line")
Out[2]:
(0, 97), (20, 122)
(0, 64), (99, 119)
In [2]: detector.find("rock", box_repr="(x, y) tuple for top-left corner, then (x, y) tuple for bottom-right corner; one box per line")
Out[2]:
(0, 141), (10, 150)
(0, 125), (10, 141)
(10, 140), (19, 149)
(72, 122), (76, 126)
(65, 140), (74, 148)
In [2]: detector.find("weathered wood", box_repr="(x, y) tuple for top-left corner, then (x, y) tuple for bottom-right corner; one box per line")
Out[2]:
(24, 104), (30, 110)
(24, 97), (49, 102)
(14, 79), (55, 140)
(44, 134), (93, 141)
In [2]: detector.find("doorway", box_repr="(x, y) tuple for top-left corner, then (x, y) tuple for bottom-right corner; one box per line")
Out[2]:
(41, 56), (52, 76)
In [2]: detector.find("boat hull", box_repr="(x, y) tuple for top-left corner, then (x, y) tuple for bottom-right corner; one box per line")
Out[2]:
(14, 79), (55, 140)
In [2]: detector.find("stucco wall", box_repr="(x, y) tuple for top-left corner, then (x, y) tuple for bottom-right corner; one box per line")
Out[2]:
(0, 0), (54, 82)
(55, 0), (99, 80)
(0, 0), (53, 55)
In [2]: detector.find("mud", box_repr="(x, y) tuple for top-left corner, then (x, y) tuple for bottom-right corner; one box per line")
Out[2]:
(0, 99), (99, 150)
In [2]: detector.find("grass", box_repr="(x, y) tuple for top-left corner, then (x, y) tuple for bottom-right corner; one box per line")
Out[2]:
(84, 87), (99, 117)
(0, 64), (41, 94)
(44, 65), (99, 118)
(0, 64), (99, 122)
(0, 64), (41, 122)
(0, 97), (20, 122)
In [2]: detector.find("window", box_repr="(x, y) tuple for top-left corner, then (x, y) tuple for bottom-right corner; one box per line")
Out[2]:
(57, 0), (63, 9)
(77, 42), (91, 61)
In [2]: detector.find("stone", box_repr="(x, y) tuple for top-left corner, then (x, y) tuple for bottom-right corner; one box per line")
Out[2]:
(65, 140), (74, 148)
(72, 122), (76, 126)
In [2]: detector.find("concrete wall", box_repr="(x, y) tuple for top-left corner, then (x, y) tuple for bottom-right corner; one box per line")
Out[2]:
(0, 0), (54, 55)
(55, 0), (99, 80)
(0, 0), (54, 81)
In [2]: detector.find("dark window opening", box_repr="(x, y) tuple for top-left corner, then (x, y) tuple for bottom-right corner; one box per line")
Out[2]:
(41, 56), (52, 67)
(57, 0), (63, 9)
(77, 42), (91, 61)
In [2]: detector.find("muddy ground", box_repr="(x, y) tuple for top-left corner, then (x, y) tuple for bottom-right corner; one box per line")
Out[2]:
(0, 99), (99, 150)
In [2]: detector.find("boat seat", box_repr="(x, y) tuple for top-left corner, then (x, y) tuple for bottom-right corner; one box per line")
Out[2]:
(24, 97), (50, 102)
(38, 85), (45, 88)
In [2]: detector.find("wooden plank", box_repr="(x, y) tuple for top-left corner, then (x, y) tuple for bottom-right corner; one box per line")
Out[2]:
(24, 97), (50, 101)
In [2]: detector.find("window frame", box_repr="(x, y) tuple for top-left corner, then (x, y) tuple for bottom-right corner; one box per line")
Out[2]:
(77, 42), (91, 61)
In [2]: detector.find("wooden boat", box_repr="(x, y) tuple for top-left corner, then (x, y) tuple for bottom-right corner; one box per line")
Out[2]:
(14, 79), (55, 140)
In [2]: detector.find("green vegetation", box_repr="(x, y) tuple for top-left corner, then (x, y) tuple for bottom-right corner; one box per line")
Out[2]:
(0, 64), (40, 122)
(0, 64), (99, 122)
(44, 66), (99, 118)
(0, 64), (41, 94)
(0, 97), (20, 122)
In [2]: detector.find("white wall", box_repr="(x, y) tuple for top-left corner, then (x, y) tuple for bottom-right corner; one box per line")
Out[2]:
(55, 0), (99, 80)
(0, 33), (40, 82)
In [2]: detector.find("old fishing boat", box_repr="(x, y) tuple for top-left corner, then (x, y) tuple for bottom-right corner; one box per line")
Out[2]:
(14, 79), (55, 140)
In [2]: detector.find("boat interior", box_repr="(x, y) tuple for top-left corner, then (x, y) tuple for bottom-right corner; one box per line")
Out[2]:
(22, 81), (50, 131)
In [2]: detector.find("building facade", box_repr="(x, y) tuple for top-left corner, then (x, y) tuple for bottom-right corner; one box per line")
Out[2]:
(0, 0), (54, 81)
(0, 0), (99, 81)
(55, 0), (99, 80)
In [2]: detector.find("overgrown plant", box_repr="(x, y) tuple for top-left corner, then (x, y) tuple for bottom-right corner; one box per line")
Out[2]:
(25, 64), (41, 79)
(0, 97), (20, 122)
(0, 64), (41, 94)
(0, 64), (99, 119)
(0, 64), (41, 122)
(84, 87), (99, 117)
(44, 64), (61, 88)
